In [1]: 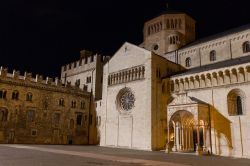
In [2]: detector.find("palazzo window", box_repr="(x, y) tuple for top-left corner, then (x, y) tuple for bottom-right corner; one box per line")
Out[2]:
(243, 41), (250, 53)
(86, 77), (91, 84)
(31, 130), (37, 136)
(76, 113), (83, 126)
(83, 85), (88, 91)
(12, 91), (19, 100)
(26, 93), (33, 102)
(59, 98), (65, 107)
(0, 89), (7, 99)
(71, 100), (77, 108)
(80, 101), (85, 109)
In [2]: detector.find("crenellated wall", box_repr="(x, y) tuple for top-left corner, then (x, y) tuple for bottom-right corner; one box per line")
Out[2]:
(60, 51), (110, 100)
(0, 66), (92, 145)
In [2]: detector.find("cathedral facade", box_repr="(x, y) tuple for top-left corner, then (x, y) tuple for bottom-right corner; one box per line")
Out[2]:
(97, 11), (250, 158)
(59, 10), (250, 158)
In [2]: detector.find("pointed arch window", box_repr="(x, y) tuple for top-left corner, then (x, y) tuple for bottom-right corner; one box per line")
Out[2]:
(59, 98), (65, 107)
(26, 92), (33, 101)
(71, 100), (77, 108)
(12, 91), (19, 100)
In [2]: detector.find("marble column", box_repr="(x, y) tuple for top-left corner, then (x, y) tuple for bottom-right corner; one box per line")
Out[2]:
(172, 122), (177, 152)
(185, 127), (188, 150)
(203, 125), (207, 151)
(176, 124), (180, 151)
(188, 127), (192, 151)
(196, 125), (201, 154)
(180, 125), (184, 150)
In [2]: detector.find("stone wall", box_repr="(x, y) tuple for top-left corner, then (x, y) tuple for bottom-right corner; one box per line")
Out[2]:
(100, 43), (153, 150)
(164, 28), (250, 68)
(169, 62), (250, 158)
(0, 67), (92, 145)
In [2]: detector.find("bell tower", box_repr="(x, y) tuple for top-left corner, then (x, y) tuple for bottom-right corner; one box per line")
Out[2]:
(141, 10), (196, 55)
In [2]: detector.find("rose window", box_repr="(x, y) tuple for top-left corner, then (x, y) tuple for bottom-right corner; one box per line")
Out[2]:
(120, 91), (135, 111)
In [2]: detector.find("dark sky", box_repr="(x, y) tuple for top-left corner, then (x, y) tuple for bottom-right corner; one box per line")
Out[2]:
(1, 0), (250, 78)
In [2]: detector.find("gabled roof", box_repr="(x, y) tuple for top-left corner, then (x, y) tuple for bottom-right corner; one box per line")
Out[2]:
(104, 42), (151, 65)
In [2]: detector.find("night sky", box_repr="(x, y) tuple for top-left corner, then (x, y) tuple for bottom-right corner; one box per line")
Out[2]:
(1, 0), (250, 78)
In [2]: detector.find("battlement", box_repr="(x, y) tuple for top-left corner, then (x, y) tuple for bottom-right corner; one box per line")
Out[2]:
(0, 66), (89, 95)
(61, 51), (110, 73)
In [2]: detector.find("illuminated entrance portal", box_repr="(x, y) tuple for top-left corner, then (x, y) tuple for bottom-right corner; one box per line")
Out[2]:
(166, 93), (210, 154)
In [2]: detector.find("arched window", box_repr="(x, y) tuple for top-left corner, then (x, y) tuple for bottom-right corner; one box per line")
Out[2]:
(210, 50), (216, 61)
(76, 113), (83, 126)
(227, 89), (245, 116)
(243, 41), (250, 53)
(0, 89), (7, 99)
(81, 101), (85, 109)
(71, 100), (76, 108)
(185, 57), (191, 67)
(12, 91), (19, 100)
(59, 98), (65, 107)
(26, 92), (33, 101)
